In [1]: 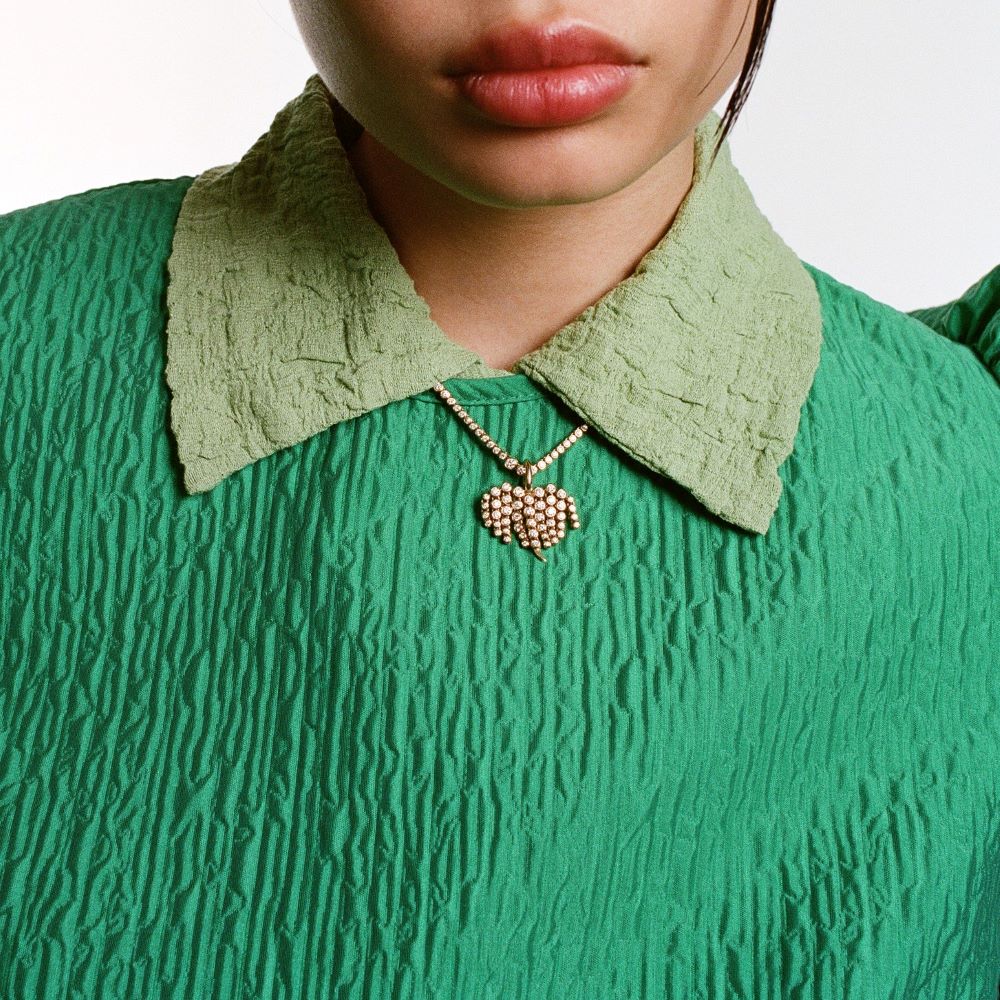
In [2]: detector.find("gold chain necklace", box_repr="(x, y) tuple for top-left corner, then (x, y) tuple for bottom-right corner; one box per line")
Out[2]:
(432, 382), (588, 562)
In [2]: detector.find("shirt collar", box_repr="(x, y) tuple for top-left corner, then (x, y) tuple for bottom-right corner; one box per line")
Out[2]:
(164, 73), (823, 534)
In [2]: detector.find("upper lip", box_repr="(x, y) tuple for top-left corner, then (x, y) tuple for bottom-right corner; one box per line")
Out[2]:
(446, 19), (645, 75)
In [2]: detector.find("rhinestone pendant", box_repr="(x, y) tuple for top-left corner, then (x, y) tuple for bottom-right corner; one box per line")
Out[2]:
(480, 475), (582, 563)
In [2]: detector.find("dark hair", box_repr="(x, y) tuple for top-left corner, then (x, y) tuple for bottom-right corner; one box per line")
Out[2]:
(709, 0), (777, 170)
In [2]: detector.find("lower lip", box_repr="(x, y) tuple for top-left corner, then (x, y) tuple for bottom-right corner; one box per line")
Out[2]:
(452, 64), (641, 127)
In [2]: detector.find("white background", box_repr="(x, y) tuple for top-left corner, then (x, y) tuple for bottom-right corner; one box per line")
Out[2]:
(1, 0), (997, 310)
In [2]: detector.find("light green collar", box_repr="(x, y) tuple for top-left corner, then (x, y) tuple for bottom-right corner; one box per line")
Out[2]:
(165, 73), (823, 534)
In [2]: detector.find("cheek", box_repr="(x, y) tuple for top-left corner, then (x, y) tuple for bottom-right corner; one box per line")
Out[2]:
(290, 1), (356, 72)
(654, 0), (755, 97)
(293, 0), (429, 104)
(338, 0), (441, 62)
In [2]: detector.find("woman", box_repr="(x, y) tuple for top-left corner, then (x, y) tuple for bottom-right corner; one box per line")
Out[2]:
(1, 1), (997, 997)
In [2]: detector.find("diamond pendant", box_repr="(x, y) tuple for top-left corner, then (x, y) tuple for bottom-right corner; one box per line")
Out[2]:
(480, 466), (581, 563)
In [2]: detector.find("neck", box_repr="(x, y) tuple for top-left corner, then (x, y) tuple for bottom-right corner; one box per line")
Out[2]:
(345, 130), (697, 372)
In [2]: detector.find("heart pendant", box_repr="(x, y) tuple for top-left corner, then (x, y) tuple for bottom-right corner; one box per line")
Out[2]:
(480, 481), (581, 562)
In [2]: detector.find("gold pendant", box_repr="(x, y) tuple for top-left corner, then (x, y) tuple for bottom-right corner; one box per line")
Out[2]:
(480, 466), (581, 563)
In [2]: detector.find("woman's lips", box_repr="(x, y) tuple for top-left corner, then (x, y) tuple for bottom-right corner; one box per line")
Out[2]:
(453, 64), (641, 127)
(446, 19), (645, 127)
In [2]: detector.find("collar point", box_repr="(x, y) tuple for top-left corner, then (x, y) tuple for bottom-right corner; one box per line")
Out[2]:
(176, 455), (232, 497)
(694, 475), (781, 536)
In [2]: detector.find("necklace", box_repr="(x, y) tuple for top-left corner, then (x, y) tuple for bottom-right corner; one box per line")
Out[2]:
(431, 381), (588, 563)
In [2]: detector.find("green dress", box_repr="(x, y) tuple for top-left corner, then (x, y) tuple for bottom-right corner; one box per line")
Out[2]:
(0, 73), (997, 999)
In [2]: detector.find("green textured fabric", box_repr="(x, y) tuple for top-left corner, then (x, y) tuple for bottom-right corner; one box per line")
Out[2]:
(164, 73), (823, 535)
(2, 91), (1000, 1000)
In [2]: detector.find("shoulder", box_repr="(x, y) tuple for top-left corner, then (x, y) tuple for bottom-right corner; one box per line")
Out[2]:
(0, 177), (195, 296)
(801, 259), (999, 441)
(801, 259), (1000, 395)
(0, 176), (194, 253)
(798, 258), (999, 528)
(0, 176), (195, 376)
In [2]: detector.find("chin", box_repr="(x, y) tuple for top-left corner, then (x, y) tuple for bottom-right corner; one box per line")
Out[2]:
(440, 138), (644, 208)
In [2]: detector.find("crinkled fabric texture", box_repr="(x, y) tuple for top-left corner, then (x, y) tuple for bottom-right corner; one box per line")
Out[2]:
(908, 264), (1000, 379)
(1, 178), (999, 999)
(164, 73), (823, 535)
